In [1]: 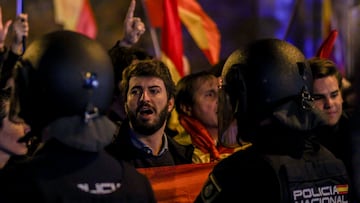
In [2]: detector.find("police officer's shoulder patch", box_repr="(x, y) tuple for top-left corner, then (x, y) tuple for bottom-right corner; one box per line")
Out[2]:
(200, 173), (221, 202)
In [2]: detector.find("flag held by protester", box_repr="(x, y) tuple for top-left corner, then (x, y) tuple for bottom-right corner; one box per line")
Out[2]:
(316, 29), (338, 59)
(53, 0), (97, 39)
(137, 162), (216, 202)
(144, 0), (221, 78)
(178, 0), (220, 65)
(161, 0), (185, 82)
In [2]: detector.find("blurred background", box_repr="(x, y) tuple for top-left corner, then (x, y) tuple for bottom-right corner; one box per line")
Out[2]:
(0, 0), (359, 80)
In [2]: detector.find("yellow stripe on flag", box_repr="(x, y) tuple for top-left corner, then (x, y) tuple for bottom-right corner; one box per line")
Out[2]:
(161, 52), (182, 84)
(54, 0), (83, 30)
(144, 0), (221, 66)
(53, 0), (97, 39)
(336, 184), (349, 194)
(322, 0), (332, 38)
(178, 0), (220, 65)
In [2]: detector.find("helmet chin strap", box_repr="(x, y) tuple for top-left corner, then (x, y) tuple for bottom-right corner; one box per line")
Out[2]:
(47, 115), (116, 152)
(84, 105), (99, 123)
(272, 98), (326, 131)
(300, 86), (313, 110)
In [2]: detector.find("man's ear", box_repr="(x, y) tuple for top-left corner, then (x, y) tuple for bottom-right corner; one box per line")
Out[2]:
(168, 97), (175, 113)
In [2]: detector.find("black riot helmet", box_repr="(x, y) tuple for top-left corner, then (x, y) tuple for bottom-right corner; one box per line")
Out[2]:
(218, 38), (322, 144)
(11, 30), (115, 151)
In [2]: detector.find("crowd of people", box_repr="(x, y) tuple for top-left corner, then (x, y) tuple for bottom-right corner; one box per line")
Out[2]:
(0, 0), (358, 202)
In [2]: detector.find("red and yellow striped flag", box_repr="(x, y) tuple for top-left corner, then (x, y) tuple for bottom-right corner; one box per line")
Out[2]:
(321, 0), (332, 39)
(161, 0), (184, 83)
(178, 0), (220, 65)
(137, 162), (216, 202)
(53, 0), (97, 39)
(316, 29), (338, 59)
(144, 0), (221, 79)
(336, 184), (349, 195)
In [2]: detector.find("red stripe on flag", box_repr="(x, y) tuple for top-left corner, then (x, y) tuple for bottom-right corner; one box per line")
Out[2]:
(316, 29), (338, 59)
(144, 0), (221, 67)
(137, 163), (215, 202)
(336, 184), (349, 194)
(144, 0), (163, 27)
(76, 0), (97, 39)
(161, 0), (184, 77)
(178, 0), (220, 65)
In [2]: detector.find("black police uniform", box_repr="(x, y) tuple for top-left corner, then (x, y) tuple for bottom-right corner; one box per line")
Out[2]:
(198, 38), (351, 203)
(313, 110), (353, 172)
(0, 139), (156, 203)
(0, 30), (157, 203)
(195, 127), (350, 203)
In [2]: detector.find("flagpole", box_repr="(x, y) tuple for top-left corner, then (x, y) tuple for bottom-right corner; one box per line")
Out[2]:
(16, 0), (26, 53)
(141, 0), (161, 59)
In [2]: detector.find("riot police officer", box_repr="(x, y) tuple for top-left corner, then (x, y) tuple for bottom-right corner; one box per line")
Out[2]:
(195, 38), (350, 203)
(0, 30), (156, 203)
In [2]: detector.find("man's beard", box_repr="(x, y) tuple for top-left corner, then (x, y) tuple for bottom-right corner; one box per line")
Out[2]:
(127, 103), (170, 136)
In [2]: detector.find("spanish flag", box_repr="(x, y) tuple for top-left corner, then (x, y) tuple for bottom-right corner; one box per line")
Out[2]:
(53, 0), (97, 39)
(137, 162), (216, 202)
(144, 0), (221, 80)
(316, 29), (338, 59)
(161, 0), (184, 83)
(178, 0), (220, 65)
(321, 0), (332, 39)
(336, 184), (349, 195)
(317, 0), (345, 74)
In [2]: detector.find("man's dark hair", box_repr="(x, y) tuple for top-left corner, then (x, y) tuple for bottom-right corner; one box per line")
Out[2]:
(175, 71), (216, 115)
(308, 57), (342, 89)
(120, 59), (176, 102)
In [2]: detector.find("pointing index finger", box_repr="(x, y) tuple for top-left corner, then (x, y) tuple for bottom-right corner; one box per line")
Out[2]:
(126, 0), (136, 20)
